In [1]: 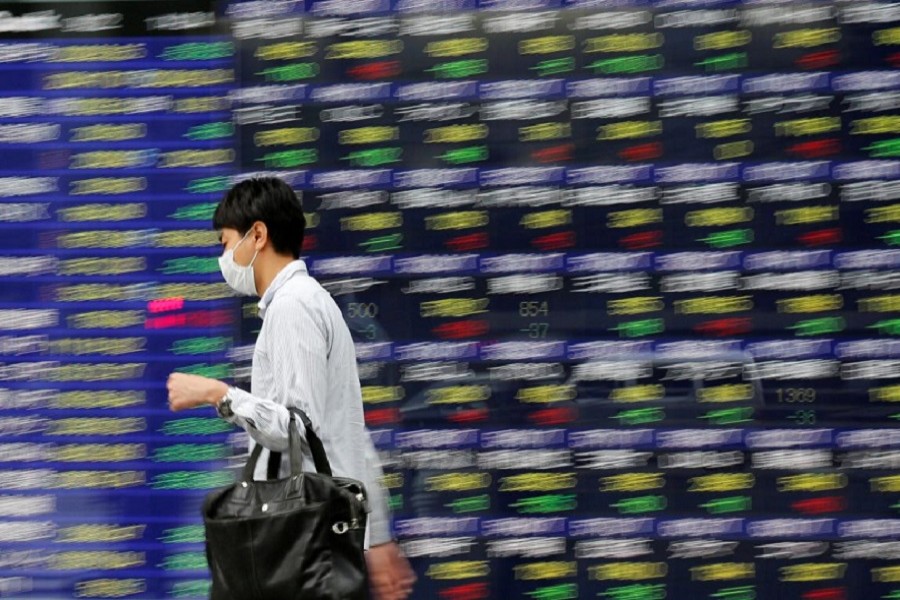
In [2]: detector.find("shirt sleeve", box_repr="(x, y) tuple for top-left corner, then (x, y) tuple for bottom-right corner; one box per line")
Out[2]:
(224, 295), (329, 454)
(361, 430), (393, 546)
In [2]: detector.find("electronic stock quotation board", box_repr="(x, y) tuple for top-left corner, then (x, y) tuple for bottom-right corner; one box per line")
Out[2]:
(1, 0), (900, 598)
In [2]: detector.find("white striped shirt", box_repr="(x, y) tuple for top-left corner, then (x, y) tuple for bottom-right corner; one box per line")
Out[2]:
(225, 259), (389, 546)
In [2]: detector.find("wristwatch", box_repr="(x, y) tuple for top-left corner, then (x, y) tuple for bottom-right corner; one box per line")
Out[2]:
(216, 389), (235, 419)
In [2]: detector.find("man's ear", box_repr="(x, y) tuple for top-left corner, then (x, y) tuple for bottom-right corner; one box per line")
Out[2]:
(251, 221), (268, 251)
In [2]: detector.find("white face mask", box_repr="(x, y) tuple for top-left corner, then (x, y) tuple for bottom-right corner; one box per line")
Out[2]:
(218, 230), (259, 296)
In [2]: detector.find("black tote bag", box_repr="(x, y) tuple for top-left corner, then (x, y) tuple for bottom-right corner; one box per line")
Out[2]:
(202, 408), (370, 599)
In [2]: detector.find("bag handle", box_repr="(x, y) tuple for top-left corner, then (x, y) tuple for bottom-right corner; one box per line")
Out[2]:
(287, 407), (333, 476)
(242, 407), (333, 480)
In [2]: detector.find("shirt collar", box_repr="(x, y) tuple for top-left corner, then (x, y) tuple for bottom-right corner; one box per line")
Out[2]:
(258, 259), (308, 319)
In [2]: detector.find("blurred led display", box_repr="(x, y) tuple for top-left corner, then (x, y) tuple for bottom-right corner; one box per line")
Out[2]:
(1, 0), (900, 598)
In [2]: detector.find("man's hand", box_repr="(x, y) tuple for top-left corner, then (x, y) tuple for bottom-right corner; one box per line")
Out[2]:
(366, 541), (415, 600)
(166, 373), (228, 412)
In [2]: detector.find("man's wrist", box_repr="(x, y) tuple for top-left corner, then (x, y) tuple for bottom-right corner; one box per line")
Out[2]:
(209, 381), (229, 406)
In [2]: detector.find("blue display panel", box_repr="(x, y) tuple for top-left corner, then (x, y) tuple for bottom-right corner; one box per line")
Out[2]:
(225, 2), (900, 599)
(0, 2), (236, 597)
(2, 0), (900, 598)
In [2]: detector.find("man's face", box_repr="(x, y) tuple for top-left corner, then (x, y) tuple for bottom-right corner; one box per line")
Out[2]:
(218, 227), (257, 267)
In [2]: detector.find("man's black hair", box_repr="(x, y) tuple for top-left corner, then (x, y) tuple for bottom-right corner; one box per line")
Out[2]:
(213, 177), (306, 259)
